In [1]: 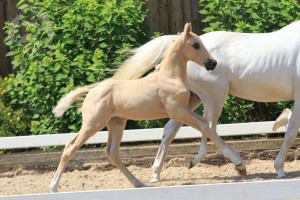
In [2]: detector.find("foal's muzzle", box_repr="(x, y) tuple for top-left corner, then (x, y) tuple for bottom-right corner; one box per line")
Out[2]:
(204, 58), (217, 71)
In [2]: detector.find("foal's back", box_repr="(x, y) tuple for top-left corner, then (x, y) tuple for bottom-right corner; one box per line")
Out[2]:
(87, 74), (167, 120)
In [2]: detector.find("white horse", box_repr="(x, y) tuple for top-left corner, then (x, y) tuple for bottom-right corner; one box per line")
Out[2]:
(149, 20), (300, 182)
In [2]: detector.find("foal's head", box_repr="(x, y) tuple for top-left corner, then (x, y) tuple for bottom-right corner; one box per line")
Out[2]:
(180, 23), (217, 71)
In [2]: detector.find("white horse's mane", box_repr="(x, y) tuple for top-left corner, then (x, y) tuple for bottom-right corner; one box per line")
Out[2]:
(111, 35), (177, 80)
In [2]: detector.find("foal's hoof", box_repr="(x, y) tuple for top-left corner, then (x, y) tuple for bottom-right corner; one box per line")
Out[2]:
(135, 182), (149, 188)
(49, 183), (58, 193)
(235, 164), (247, 178)
(187, 161), (194, 169)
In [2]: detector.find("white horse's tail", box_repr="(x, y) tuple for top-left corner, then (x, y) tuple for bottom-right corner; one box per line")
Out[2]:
(53, 85), (93, 117)
(111, 35), (177, 80)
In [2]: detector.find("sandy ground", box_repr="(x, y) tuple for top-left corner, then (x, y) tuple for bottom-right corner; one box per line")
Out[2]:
(1, 158), (300, 196)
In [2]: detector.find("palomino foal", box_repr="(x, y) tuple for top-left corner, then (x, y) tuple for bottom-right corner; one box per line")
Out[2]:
(50, 23), (244, 192)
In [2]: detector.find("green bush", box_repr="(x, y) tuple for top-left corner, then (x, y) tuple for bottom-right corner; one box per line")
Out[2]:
(199, 0), (299, 122)
(200, 0), (300, 33)
(4, 0), (148, 134)
(0, 75), (30, 137)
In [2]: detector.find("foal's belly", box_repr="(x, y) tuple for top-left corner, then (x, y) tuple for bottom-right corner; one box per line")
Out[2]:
(110, 84), (168, 120)
(112, 104), (168, 121)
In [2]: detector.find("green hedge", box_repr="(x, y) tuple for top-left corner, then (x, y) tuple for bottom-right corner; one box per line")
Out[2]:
(3, 0), (147, 136)
(3, 0), (300, 136)
(0, 75), (30, 136)
(199, 0), (300, 123)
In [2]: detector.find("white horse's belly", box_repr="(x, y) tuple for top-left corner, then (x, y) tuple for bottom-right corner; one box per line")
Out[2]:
(229, 71), (294, 102)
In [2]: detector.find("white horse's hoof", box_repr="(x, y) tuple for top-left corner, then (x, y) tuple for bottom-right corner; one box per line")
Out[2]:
(276, 173), (287, 179)
(150, 174), (160, 183)
(275, 167), (286, 179)
(150, 178), (160, 183)
(150, 173), (160, 183)
(272, 108), (291, 131)
(277, 175), (286, 179)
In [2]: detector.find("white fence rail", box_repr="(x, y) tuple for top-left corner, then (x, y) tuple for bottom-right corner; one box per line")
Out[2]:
(0, 121), (286, 149)
(1, 180), (300, 200)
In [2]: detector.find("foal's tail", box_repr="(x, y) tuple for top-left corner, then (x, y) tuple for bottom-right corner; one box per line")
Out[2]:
(111, 35), (177, 80)
(53, 84), (96, 117)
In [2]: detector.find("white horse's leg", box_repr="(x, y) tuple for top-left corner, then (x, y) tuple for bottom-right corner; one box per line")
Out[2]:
(151, 93), (201, 182)
(106, 117), (147, 187)
(274, 99), (300, 178)
(189, 96), (226, 168)
(150, 120), (183, 182)
(173, 106), (246, 176)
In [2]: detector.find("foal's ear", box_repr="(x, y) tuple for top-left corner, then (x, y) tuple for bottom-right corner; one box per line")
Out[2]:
(183, 23), (192, 34)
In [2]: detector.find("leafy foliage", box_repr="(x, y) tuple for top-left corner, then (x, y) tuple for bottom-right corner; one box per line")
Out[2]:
(200, 0), (300, 33)
(4, 0), (147, 134)
(0, 75), (30, 136)
(199, 0), (299, 122)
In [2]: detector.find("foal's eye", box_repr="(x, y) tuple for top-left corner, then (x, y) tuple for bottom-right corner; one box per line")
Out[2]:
(192, 43), (200, 50)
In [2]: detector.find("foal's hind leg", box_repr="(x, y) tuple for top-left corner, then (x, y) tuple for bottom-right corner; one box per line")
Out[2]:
(49, 106), (110, 192)
(49, 125), (104, 192)
(151, 92), (201, 182)
(106, 117), (147, 187)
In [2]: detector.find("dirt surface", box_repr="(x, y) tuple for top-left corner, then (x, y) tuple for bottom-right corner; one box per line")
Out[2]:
(1, 157), (300, 196)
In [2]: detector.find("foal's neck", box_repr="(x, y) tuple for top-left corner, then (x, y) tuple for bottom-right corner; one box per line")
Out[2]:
(159, 40), (188, 82)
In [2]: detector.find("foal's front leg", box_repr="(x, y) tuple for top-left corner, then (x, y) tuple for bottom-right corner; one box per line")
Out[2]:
(106, 117), (148, 187)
